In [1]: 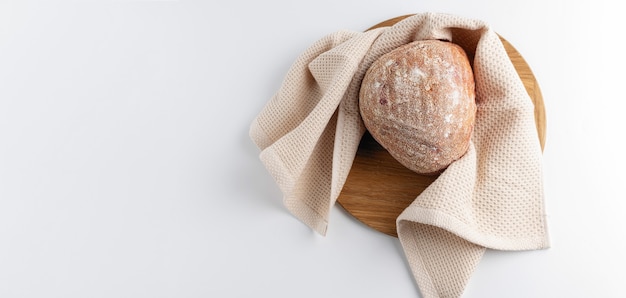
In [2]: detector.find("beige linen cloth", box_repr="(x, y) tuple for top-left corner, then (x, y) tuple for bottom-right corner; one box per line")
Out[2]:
(249, 12), (550, 298)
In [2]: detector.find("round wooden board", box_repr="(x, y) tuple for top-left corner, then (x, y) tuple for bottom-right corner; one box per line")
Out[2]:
(336, 15), (546, 238)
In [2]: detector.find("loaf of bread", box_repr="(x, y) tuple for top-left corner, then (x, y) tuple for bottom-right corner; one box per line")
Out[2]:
(359, 40), (476, 174)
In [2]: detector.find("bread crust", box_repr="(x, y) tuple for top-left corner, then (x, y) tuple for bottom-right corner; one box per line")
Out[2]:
(359, 40), (476, 174)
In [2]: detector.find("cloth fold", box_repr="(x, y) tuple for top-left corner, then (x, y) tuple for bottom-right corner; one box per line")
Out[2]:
(250, 12), (549, 298)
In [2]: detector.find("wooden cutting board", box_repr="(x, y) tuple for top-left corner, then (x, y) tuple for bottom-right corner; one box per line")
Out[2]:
(336, 15), (546, 237)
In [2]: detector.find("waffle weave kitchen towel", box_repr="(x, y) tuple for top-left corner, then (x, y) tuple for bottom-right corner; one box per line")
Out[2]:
(249, 12), (549, 298)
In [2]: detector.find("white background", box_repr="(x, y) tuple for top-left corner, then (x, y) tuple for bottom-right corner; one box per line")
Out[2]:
(1, 0), (624, 297)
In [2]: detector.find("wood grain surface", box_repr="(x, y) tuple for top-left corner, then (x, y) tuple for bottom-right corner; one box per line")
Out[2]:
(336, 15), (546, 237)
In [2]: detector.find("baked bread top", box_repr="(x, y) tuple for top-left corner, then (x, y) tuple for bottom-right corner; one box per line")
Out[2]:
(359, 39), (476, 174)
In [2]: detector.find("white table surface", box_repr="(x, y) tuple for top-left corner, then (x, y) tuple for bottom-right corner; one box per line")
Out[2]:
(1, 1), (624, 297)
